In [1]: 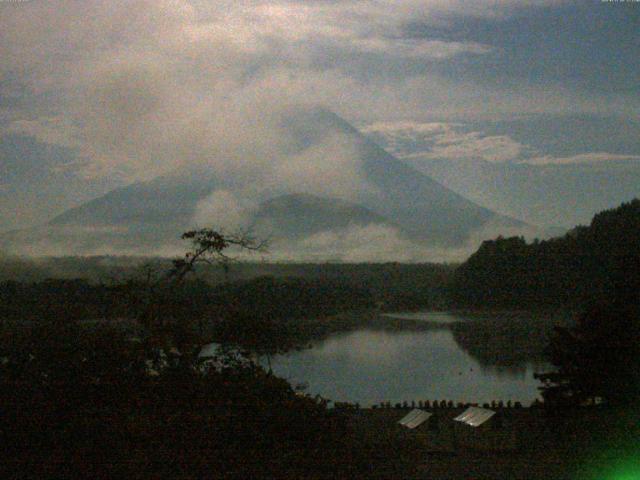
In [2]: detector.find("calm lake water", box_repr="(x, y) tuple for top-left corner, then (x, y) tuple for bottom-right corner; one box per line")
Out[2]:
(267, 312), (550, 407)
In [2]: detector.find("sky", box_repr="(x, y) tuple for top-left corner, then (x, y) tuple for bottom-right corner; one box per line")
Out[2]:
(0, 0), (639, 234)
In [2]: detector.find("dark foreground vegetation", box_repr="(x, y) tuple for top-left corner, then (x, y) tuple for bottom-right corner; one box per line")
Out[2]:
(0, 257), (453, 311)
(1, 200), (640, 478)
(0, 255), (452, 362)
(0, 229), (462, 478)
(2, 316), (639, 479)
(539, 299), (640, 407)
(0, 231), (401, 479)
(450, 199), (640, 411)
(0, 320), (396, 479)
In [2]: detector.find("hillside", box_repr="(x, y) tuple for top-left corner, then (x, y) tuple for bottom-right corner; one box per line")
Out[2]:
(413, 157), (640, 228)
(451, 199), (640, 308)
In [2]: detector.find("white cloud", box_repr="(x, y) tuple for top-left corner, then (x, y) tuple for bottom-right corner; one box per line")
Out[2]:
(363, 121), (528, 162)
(270, 132), (377, 202)
(290, 224), (429, 263)
(260, 219), (543, 263)
(520, 152), (640, 166)
(0, 0), (628, 187)
(192, 190), (258, 231)
(1, 0), (635, 248)
(364, 122), (640, 167)
(3, 1), (445, 183)
(427, 131), (525, 163)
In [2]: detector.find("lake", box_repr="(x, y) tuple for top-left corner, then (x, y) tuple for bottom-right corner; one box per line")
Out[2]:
(267, 311), (553, 407)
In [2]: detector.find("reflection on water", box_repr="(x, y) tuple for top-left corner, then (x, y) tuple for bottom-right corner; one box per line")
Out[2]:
(268, 312), (553, 406)
(480, 363), (548, 379)
(380, 311), (466, 324)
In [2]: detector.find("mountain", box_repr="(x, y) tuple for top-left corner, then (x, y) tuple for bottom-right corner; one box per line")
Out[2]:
(251, 193), (396, 240)
(1, 109), (526, 259)
(412, 156), (640, 228)
(362, 114), (640, 229)
(279, 109), (523, 244)
(0, 134), (120, 232)
(50, 163), (218, 228)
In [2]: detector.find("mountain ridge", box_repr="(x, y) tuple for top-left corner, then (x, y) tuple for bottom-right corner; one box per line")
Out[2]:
(2, 109), (529, 259)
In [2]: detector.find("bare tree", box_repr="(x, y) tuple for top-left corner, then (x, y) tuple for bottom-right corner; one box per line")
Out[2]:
(130, 229), (267, 359)
(169, 228), (268, 283)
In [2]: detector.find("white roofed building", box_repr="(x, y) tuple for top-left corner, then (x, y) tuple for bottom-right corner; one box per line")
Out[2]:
(452, 406), (517, 451)
(454, 406), (496, 427)
(398, 409), (433, 429)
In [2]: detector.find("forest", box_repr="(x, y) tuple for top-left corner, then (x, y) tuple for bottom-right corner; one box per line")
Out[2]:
(1, 201), (639, 478)
(451, 199), (640, 309)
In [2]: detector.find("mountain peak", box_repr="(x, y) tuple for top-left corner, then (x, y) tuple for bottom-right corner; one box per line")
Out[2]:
(2, 109), (527, 259)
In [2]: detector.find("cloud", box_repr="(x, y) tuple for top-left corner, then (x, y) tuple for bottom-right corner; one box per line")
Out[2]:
(2, 2), (416, 240)
(1, 1), (628, 187)
(0, 0), (580, 184)
(0, 209), (545, 261)
(270, 131), (377, 202)
(364, 122), (640, 168)
(260, 220), (543, 263)
(285, 224), (432, 263)
(192, 190), (258, 231)
(427, 131), (526, 163)
(1, 0), (636, 251)
(361, 121), (454, 157)
(364, 122), (640, 170)
(363, 121), (529, 162)
(3, 1), (443, 184)
(520, 152), (640, 166)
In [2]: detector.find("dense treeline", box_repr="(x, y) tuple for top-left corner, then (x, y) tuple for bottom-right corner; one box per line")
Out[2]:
(220, 262), (453, 310)
(0, 264), (449, 327)
(539, 300), (640, 406)
(0, 258), (453, 309)
(451, 200), (640, 407)
(451, 199), (640, 309)
(0, 261), (451, 373)
(0, 275), (372, 329)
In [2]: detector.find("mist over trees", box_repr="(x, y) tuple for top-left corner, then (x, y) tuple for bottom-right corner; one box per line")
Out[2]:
(0, 229), (392, 478)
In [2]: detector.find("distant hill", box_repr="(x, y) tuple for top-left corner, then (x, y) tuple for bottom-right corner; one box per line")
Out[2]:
(0, 134), (119, 232)
(1, 109), (525, 259)
(451, 199), (640, 309)
(251, 193), (397, 240)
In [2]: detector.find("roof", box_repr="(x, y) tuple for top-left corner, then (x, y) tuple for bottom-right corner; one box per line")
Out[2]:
(398, 409), (432, 429)
(453, 407), (495, 427)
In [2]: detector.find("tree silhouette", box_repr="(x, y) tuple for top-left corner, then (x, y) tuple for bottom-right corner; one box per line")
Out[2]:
(452, 199), (640, 309)
(170, 228), (268, 282)
(537, 301), (640, 406)
(129, 228), (267, 355)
